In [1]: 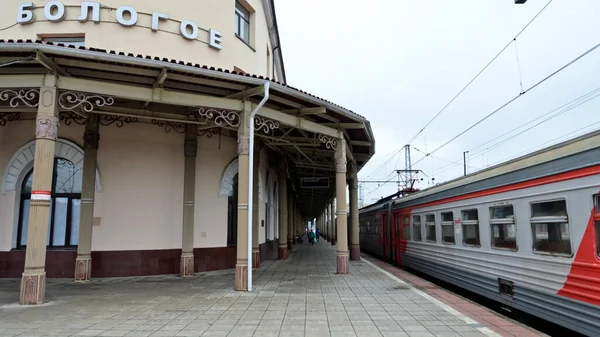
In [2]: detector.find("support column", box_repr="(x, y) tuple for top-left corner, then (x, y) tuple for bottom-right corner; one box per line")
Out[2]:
(291, 201), (296, 245)
(252, 142), (260, 268)
(75, 114), (100, 282)
(349, 167), (360, 261)
(287, 190), (293, 250)
(330, 200), (336, 245)
(278, 160), (288, 260)
(180, 125), (197, 277)
(235, 103), (251, 291)
(335, 133), (349, 274)
(20, 83), (59, 305)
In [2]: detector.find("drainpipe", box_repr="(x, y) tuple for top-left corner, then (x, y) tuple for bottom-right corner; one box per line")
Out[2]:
(248, 81), (270, 292)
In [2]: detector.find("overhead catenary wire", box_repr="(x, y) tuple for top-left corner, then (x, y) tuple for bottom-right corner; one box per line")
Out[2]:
(404, 0), (554, 146)
(423, 85), (600, 177)
(413, 39), (600, 168)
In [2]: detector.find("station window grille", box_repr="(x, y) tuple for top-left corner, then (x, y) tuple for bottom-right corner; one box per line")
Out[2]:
(441, 212), (455, 244)
(413, 215), (422, 241)
(530, 200), (571, 256)
(425, 214), (436, 242)
(490, 205), (517, 251)
(461, 209), (480, 247)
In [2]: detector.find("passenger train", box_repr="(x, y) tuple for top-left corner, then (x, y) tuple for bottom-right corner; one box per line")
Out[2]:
(359, 130), (600, 336)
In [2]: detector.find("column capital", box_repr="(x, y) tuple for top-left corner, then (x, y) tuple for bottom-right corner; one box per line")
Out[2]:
(184, 139), (197, 157)
(83, 131), (100, 150)
(35, 116), (59, 141)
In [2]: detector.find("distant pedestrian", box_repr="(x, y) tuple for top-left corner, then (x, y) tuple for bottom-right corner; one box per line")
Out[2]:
(315, 228), (321, 243)
(308, 229), (316, 245)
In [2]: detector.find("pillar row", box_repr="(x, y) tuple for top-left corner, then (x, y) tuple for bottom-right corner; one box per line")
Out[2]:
(277, 160), (288, 260)
(180, 125), (197, 277)
(75, 114), (99, 282)
(349, 168), (360, 261)
(20, 83), (60, 305)
(335, 133), (349, 274)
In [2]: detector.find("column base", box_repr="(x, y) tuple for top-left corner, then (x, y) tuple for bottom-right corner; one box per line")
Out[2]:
(350, 245), (361, 261)
(278, 244), (288, 260)
(336, 253), (349, 275)
(180, 253), (194, 277)
(20, 271), (46, 305)
(252, 248), (260, 268)
(235, 263), (248, 291)
(74, 255), (92, 282)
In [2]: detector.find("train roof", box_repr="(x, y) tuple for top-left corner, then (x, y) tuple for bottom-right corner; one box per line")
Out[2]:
(360, 129), (600, 213)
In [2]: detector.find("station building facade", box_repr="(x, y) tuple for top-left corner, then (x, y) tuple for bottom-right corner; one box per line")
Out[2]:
(0, 0), (375, 305)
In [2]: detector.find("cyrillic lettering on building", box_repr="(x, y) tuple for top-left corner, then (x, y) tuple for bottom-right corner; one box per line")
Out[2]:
(116, 6), (138, 27)
(180, 20), (198, 40)
(151, 12), (168, 32)
(78, 2), (101, 23)
(209, 29), (223, 50)
(44, 1), (66, 22)
(17, 2), (34, 24)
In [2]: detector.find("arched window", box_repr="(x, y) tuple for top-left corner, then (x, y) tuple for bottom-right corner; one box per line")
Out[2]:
(17, 158), (82, 248)
(227, 173), (238, 246)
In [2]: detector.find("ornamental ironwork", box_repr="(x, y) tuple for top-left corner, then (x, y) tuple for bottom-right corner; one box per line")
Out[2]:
(59, 111), (86, 126)
(196, 108), (240, 128)
(58, 91), (115, 112)
(254, 116), (279, 134)
(151, 119), (186, 133)
(196, 127), (220, 138)
(318, 134), (338, 150)
(0, 89), (40, 108)
(99, 114), (138, 127)
(0, 112), (21, 126)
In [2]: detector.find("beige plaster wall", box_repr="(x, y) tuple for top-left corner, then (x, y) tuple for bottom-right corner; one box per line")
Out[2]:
(0, 0), (276, 80)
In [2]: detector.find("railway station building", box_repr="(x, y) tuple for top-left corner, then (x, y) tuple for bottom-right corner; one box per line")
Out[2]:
(0, 0), (375, 304)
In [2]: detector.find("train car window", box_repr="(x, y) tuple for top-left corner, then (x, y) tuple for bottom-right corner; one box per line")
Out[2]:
(530, 200), (572, 256)
(461, 209), (481, 247)
(425, 214), (436, 242)
(441, 212), (455, 244)
(490, 205), (517, 251)
(413, 215), (422, 241)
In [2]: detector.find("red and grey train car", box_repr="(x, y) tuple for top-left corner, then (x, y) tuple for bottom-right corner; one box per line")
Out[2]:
(359, 130), (600, 336)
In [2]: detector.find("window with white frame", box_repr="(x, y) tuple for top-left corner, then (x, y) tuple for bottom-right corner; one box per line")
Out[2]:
(441, 212), (454, 244)
(234, 1), (250, 44)
(413, 215), (422, 241)
(490, 205), (517, 250)
(461, 209), (480, 246)
(530, 200), (571, 255)
(425, 214), (436, 242)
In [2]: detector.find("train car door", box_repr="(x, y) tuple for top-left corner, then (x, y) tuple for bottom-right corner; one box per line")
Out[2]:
(381, 211), (390, 261)
(392, 212), (400, 266)
(398, 210), (411, 267)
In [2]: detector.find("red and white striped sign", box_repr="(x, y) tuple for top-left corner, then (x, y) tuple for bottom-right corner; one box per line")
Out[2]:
(31, 190), (51, 201)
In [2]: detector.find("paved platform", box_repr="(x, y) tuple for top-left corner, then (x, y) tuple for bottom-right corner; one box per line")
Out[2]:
(0, 242), (545, 337)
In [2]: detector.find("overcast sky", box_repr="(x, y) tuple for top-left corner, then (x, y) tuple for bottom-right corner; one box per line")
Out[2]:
(274, 0), (600, 205)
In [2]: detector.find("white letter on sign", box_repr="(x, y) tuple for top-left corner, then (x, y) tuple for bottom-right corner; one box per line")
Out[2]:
(17, 2), (34, 24)
(116, 6), (138, 27)
(179, 20), (199, 40)
(209, 29), (223, 50)
(78, 1), (101, 23)
(44, 1), (66, 22)
(151, 12), (168, 32)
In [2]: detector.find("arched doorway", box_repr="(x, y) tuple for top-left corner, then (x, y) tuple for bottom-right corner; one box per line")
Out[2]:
(227, 173), (238, 246)
(17, 158), (82, 248)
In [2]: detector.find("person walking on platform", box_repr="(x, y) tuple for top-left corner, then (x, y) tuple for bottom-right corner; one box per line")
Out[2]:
(315, 228), (321, 243)
(308, 229), (316, 245)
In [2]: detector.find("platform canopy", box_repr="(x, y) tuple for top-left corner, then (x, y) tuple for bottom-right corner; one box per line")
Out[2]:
(0, 40), (375, 219)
